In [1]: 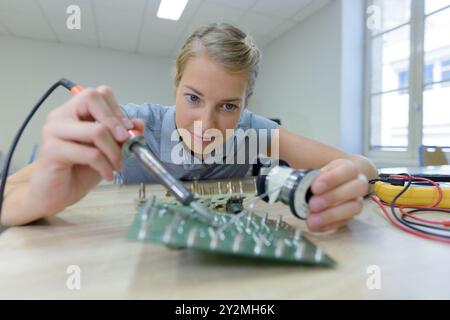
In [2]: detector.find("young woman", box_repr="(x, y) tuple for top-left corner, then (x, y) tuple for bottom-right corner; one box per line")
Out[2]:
(1, 24), (377, 231)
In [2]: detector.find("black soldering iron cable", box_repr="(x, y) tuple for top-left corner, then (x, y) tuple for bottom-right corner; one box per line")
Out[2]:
(0, 79), (73, 221)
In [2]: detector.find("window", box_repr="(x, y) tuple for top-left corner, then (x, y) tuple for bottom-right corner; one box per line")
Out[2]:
(424, 64), (434, 84)
(367, 0), (411, 151)
(365, 0), (450, 160)
(398, 70), (409, 90)
(442, 60), (450, 81)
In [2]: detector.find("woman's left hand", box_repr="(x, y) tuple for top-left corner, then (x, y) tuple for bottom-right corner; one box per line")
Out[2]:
(307, 159), (369, 232)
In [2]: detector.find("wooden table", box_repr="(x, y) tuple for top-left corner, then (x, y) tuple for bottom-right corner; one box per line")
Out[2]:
(0, 182), (449, 299)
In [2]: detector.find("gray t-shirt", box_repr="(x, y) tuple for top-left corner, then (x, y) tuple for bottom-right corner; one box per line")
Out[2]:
(118, 103), (279, 184)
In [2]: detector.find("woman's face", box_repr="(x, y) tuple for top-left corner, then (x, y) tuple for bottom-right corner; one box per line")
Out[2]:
(175, 54), (247, 156)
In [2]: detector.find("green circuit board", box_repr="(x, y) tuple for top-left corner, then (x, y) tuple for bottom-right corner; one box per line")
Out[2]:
(126, 185), (336, 267)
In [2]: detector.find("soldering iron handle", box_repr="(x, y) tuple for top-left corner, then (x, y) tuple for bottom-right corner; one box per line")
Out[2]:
(130, 143), (194, 205)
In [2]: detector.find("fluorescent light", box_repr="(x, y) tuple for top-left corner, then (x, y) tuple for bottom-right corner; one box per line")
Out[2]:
(157, 0), (189, 21)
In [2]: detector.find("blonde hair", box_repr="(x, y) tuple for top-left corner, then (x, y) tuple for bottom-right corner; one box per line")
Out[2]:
(174, 23), (261, 106)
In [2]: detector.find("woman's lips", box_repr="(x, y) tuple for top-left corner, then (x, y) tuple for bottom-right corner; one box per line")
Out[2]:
(189, 131), (213, 143)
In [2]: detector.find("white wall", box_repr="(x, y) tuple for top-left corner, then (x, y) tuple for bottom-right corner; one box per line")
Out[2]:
(252, 0), (364, 154)
(0, 36), (174, 169)
(340, 0), (364, 154)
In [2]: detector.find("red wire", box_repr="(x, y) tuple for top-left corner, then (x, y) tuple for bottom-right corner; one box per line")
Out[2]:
(370, 175), (450, 244)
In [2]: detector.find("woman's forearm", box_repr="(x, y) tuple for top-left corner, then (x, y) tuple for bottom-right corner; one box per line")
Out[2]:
(0, 164), (42, 226)
(0, 181), (41, 226)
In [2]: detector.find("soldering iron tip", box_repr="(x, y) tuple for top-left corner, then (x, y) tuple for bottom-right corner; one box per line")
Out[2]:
(189, 201), (220, 227)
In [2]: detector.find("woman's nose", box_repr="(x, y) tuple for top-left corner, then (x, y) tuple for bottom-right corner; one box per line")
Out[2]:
(199, 106), (216, 129)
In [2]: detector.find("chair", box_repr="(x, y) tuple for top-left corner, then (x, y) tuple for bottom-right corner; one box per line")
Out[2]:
(418, 145), (449, 166)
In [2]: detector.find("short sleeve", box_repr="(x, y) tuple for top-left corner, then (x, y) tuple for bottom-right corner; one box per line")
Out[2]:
(120, 103), (161, 131)
(236, 109), (280, 160)
(249, 112), (280, 132)
(241, 109), (279, 142)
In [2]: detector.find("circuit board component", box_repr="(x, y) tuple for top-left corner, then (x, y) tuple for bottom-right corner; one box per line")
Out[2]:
(225, 196), (244, 214)
(127, 191), (336, 267)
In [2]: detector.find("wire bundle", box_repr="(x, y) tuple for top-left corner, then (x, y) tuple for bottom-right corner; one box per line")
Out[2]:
(370, 174), (450, 244)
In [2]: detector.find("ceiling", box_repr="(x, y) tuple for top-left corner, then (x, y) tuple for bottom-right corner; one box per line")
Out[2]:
(0, 0), (332, 57)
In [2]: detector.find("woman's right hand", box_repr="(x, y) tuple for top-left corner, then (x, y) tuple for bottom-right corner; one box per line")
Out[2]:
(26, 86), (144, 219)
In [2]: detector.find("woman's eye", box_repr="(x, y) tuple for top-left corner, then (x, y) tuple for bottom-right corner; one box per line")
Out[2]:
(186, 94), (199, 103)
(223, 103), (237, 111)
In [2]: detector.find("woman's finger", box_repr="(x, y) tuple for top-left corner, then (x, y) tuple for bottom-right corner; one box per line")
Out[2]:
(311, 159), (359, 195)
(306, 199), (363, 232)
(131, 119), (145, 132)
(44, 120), (123, 171)
(65, 88), (130, 143)
(42, 137), (115, 181)
(309, 174), (368, 212)
(97, 85), (134, 130)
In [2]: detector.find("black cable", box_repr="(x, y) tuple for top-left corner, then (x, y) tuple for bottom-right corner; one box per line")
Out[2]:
(401, 216), (450, 232)
(369, 177), (405, 186)
(406, 208), (450, 214)
(401, 208), (450, 232)
(389, 173), (450, 240)
(0, 79), (76, 222)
